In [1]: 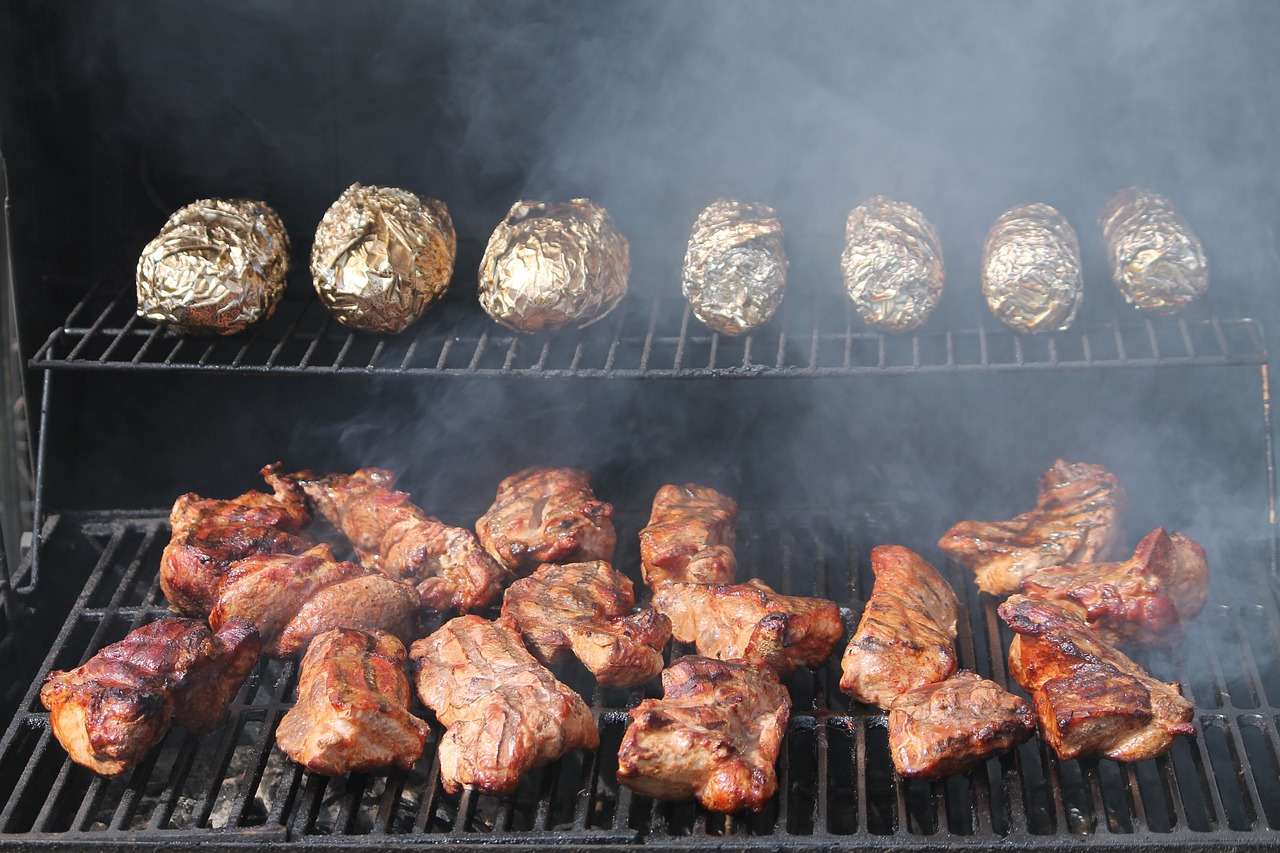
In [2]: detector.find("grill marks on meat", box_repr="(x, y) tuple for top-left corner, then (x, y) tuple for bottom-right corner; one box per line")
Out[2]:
(1000, 596), (1196, 762)
(207, 545), (420, 658)
(616, 656), (790, 814)
(639, 484), (739, 587)
(1020, 528), (1208, 646)
(887, 671), (1035, 779)
(500, 560), (671, 688)
(938, 460), (1127, 596)
(409, 615), (599, 796)
(40, 618), (260, 775)
(651, 579), (842, 674)
(275, 628), (429, 775)
(161, 463), (312, 616)
(476, 468), (617, 576)
(841, 545), (960, 709)
(286, 468), (508, 612)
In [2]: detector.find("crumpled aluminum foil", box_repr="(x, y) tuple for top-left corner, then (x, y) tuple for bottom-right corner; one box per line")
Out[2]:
(310, 183), (456, 334)
(136, 199), (290, 336)
(681, 199), (787, 336)
(1099, 187), (1208, 315)
(840, 196), (944, 333)
(478, 199), (630, 334)
(981, 203), (1082, 334)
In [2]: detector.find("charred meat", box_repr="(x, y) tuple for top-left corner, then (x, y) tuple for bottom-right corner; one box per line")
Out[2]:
(285, 467), (508, 612)
(409, 615), (599, 796)
(616, 655), (790, 814)
(1000, 595), (1196, 762)
(500, 560), (671, 688)
(887, 671), (1035, 779)
(476, 468), (616, 576)
(161, 463), (312, 616)
(1020, 527), (1208, 645)
(639, 484), (739, 587)
(206, 544), (420, 658)
(41, 617), (260, 775)
(938, 460), (1127, 596)
(841, 545), (960, 709)
(651, 579), (842, 674)
(276, 628), (430, 775)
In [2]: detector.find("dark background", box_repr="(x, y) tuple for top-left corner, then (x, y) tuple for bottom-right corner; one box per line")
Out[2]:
(0, 0), (1277, 577)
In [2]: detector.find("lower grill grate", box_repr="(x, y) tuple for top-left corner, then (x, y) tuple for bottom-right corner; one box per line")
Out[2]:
(2, 509), (1279, 851)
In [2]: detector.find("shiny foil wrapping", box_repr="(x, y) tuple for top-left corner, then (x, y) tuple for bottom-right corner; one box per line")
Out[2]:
(310, 183), (456, 334)
(136, 199), (290, 336)
(981, 203), (1083, 333)
(680, 199), (787, 336)
(840, 196), (944, 333)
(478, 199), (630, 333)
(1099, 187), (1208, 315)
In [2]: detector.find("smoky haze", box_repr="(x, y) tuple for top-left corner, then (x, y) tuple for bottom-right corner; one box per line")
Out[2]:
(23, 1), (1280, 636)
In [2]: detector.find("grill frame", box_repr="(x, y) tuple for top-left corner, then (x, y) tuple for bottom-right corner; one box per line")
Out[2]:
(3, 509), (1280, 852)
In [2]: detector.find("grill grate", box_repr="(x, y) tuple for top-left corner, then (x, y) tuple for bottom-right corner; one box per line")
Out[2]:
(30, 279), (1268, 379)
(2, 509), (1279, 851)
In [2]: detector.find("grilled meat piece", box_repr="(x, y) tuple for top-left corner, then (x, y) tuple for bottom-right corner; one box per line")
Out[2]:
(841, 545), (960, 709)
(639, 484), (739, 587)
(616, 655), (790, 813)
(938, 460), (1127, 596)
(285, 467), (508, 612)
(41, 617), (259, 775)
(161, 463), (312, 616)
(501, 560), (671, 688)
(1020, 528), (1208, 645)
(207, 544), (420, 658)
(476, 468), (617, 576)
(1000, 595), (1196, 762)
(887, 671), (1035, 779)
(651, 579), (842, 674)
(409, 615), (599, 795)
(276, 628), (430, 775)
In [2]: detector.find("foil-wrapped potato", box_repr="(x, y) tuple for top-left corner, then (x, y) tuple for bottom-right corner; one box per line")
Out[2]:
(841, 196), (944, 333)
(478, 199), (630, 334)
(310, 183), (456, 334)
(981, 203), (1082, 334)
(136, 199), (290, 336)
(1099, 187), (1208, 315)
(681, 199), (787, 336)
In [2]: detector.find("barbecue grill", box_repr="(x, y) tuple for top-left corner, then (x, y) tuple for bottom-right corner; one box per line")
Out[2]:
(3, 3), (1280, 852)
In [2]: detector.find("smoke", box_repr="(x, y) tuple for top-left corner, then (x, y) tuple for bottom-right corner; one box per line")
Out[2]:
(35, 0), (1280, 645)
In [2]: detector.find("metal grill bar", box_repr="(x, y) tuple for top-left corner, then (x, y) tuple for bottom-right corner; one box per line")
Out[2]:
(30, 281), (1268, 379)
(2, 510), (1279, 851)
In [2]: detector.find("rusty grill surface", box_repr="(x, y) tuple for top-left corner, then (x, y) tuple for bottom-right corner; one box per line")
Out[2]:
(2, 508), (1279, 852)
(30, 279), (1266, 379)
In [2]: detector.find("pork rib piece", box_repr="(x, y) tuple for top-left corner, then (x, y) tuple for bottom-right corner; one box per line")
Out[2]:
(500, 560), (671, 688)
(161, 463), (312, 616)
(206, 544), (420, 658)
(409, 615), (599, 796)
(616, 655), (790, 813)
(41, 617), (260, 775)
(1020, 528), (1208, 646)
(1000, 595), (1196, 761)
(651, 579), (842, 674)
(285, 467), (509, 612)
(276, 628), (430, 775)
(476, 468), (616, 577)
(938, 460), (1127, 596)
(840, 545), (960, 709)
(639, 483), (739, 587)
(887, 670), (1035, 779)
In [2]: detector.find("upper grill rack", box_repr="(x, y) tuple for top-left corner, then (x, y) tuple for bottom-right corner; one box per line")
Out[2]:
(2, 509), (1279, 851)
(30, 279), (1267, 379)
